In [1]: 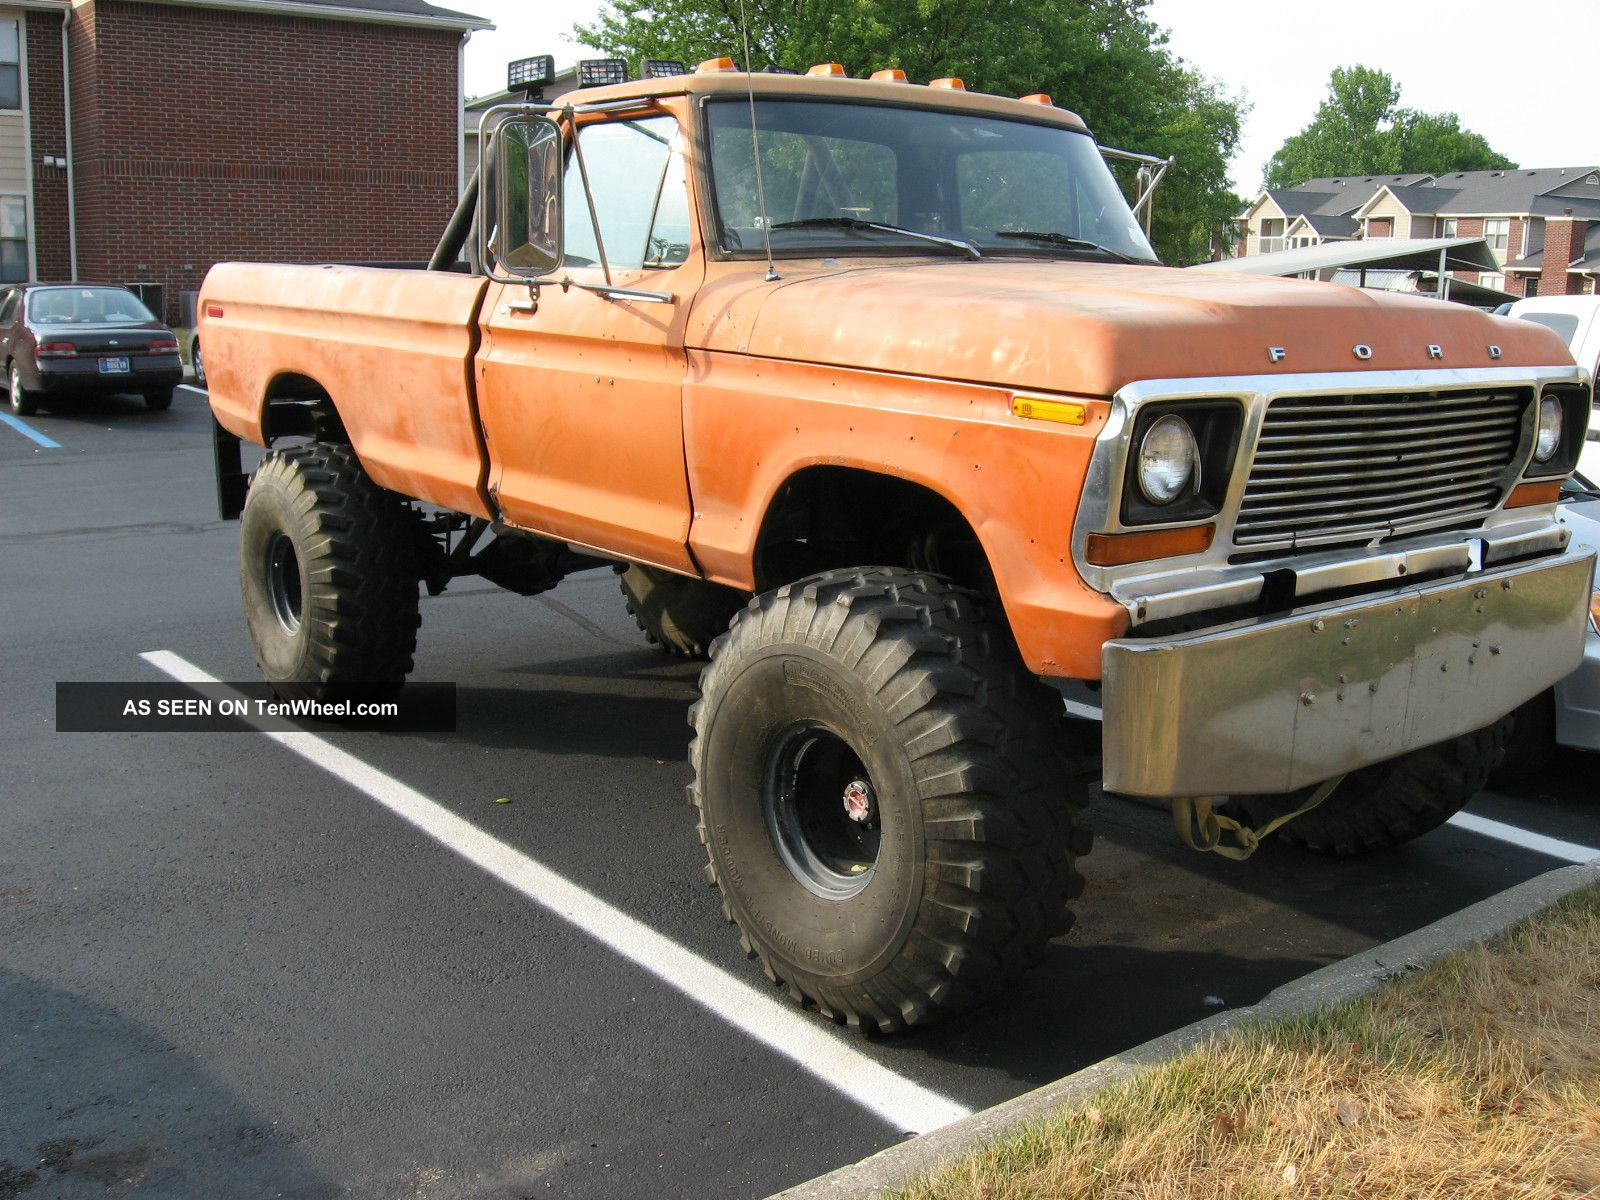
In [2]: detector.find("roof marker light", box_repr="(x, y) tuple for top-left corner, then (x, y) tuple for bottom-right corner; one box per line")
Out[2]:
(870, 68), (908, 82)
(697, 57), (738, 73)
(929, 77), (965, 90)
(1019, 92), (1052, 105)
(807, 62), (846, 77)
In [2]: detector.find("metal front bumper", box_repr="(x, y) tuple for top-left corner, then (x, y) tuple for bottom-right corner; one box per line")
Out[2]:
(1101, 549), (1597, 797)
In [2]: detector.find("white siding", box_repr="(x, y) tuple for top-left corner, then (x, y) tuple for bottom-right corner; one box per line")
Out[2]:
(1361, 191), (1414, 238)
(0, 112), (26, 195)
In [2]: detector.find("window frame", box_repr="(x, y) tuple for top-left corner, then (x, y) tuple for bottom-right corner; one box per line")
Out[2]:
(0, 19), (20, 113)
(1482, 218), (1510, 251)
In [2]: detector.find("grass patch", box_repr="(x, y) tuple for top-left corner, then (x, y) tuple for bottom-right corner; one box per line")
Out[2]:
(897, 885), (1600, 1200)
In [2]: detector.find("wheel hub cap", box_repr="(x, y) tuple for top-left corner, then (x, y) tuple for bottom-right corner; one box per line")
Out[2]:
(842, 779), (875, 824)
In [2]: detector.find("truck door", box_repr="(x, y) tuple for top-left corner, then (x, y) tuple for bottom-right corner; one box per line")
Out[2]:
(475, 111), (703, 571)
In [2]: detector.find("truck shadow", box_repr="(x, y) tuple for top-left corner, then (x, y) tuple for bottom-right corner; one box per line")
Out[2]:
(0, 969), (338, 1199)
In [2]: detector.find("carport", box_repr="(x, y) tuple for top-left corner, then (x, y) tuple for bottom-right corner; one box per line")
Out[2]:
(1191, 236), (1513, 306)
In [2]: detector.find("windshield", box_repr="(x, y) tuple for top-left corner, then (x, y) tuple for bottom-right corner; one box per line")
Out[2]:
(27, 287), (156, 325)
(1517, 312), (1580, 348)
(706, 98), (1159, 264)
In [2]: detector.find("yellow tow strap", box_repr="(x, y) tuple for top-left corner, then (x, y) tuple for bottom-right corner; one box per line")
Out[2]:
(1172, 776), (1345, 861)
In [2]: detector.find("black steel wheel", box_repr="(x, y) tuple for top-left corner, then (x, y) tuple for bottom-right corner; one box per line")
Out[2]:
(690, 566), (1093, 1033)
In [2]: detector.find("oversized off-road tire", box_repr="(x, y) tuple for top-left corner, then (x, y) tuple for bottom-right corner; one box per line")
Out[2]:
(1228, 721), (1508, 856)
(239, 443), (419, 701)
(1489, 693), (1556, 787)
(689, 566), (1093, 1033)
(619, 562), (746, 659)
(8, 362), (36, 416)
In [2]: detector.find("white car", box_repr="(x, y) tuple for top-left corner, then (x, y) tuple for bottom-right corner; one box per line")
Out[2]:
(1495, 471), (1600, 781)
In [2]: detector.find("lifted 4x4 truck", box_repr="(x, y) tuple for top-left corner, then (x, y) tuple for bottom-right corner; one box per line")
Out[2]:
(201, 63), (1596, 1033)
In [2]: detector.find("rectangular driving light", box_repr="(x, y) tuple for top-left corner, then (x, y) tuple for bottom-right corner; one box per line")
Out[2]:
(641, 59), (689, 78)
(507, 54), (555, 97)
(577, 58), (629, 88)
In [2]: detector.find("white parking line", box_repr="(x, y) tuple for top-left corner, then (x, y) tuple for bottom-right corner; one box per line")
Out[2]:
(139, 650), (972, 1136)
(1446, 811), (1600, 864)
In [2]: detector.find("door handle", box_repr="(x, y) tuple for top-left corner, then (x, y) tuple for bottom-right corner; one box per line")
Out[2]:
(506, 300), (538, 315)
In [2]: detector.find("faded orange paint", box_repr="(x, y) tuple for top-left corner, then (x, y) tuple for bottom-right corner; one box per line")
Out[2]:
(199, 71), (1582, 681)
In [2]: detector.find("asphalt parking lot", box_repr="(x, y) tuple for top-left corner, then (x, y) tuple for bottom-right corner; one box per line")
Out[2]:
(2, 389), (1596, 1200)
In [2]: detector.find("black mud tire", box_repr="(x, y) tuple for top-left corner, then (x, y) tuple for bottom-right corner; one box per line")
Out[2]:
(8, 361), (36, 416)
(1229, 722), (1508, 856)
(1489, 693), (1556, 787)
(239, 443), (420, 701)
(689, 566), (1093, 1033)
(144, 388), (174, 412)
(619, 562), (747, 659)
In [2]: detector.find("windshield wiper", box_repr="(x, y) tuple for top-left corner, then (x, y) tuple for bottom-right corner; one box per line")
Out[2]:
(993, 231), (1147, 264)
(769, 217), (982, 260)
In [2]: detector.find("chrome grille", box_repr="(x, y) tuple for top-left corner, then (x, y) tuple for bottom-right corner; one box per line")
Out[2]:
(1233, 389), (1527, 549)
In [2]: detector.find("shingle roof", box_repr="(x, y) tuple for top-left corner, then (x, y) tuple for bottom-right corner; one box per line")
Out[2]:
(1296, 213), (1359, 237)
(146, 0), (490, 29)
(1381, 184), (1459, 214)
(1424, 166), (1599, 215)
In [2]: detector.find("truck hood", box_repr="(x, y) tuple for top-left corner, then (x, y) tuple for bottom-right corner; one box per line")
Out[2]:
(688, 259), (1572, 396)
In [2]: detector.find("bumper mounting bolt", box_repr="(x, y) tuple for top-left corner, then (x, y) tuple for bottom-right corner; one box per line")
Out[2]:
(1311, 619), (1325, 633)
(1300, 691), (1315, 706)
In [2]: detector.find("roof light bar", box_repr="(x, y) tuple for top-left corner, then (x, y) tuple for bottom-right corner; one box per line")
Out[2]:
(641, 59), (690, 78)
(870, 68), (908, 82)
(577, 58), (630, 88)
(807, 62), (846, 77)
(929, 77), (965, 90)
(697, 56), (738, 73)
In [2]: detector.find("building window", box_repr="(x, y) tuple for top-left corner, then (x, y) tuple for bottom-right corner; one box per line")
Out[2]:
(1439, 217), (1457, 237)
(0, 197), (25, 282)
(1259, 217), (1284, 254)
(0, 22), (17, 110)
(1367, 217), (1393, 238)
(1478, 272), (1505, 291)
(1483, 219), (1509, 251)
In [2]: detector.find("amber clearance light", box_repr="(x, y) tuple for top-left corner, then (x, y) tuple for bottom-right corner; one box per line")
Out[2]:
(1086, 524), (1215, 566)
(1504, 480), (1563, 509)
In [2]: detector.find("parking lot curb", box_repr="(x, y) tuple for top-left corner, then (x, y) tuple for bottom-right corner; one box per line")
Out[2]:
(767, 857), (1600, 1200)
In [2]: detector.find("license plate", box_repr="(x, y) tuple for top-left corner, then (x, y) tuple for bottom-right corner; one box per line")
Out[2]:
(98, 356), (129, 374)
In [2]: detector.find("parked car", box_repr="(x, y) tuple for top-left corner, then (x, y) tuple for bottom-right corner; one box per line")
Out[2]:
(1494, 469), (1600, 782)
(1, 283), (183, 415)
(1505, 295), (1600, 479)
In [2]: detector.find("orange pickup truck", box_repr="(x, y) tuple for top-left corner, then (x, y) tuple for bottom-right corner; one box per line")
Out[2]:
(202, 63), (1596, 1033)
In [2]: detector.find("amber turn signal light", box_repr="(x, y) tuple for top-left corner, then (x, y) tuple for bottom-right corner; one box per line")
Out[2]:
(1504, 480), (1563, 508)
(1019, 93), (1052, 105)
(807, 63), (846, 77)
(697, 57), (737, 73)
(1086, 524), (1215, 567)
(870, 68), (908, 82)
(928, 77), (965, 90)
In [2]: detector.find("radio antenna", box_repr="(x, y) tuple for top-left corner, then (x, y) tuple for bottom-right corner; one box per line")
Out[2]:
(738, 0), (779, 281)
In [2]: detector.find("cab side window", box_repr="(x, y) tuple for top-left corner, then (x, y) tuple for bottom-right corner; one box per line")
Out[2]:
(564, 115), (691, 271)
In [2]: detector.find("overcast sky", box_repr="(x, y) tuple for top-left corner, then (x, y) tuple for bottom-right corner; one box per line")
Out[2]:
(459, 0), (1598, 195)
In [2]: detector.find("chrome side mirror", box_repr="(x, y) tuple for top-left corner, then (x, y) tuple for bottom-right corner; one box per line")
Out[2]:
(481, 113), (563, 280)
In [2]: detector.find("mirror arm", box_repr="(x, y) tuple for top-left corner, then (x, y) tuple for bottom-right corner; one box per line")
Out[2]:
(558, 278), (673, 304)
(567, 109), (613, 287)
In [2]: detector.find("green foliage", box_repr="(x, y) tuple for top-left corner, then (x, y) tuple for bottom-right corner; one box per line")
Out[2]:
(1264, 66), (1514, 190)
(573, 0), (1246, 264)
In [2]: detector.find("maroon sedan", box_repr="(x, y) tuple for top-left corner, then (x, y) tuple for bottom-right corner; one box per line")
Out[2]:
(1, 283), (184, 415)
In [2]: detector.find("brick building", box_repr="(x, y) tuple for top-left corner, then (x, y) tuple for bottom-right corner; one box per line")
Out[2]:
(4, 0), (487, 322)
(1237, 167), (1600, 299)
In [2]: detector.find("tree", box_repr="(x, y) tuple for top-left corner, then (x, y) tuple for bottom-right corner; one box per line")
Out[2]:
(572, 0), (1245, 264)
(1264, 66), (1513, 189)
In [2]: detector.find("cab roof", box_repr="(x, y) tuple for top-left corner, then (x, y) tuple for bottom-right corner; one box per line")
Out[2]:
(557, 69), (1091, 135)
